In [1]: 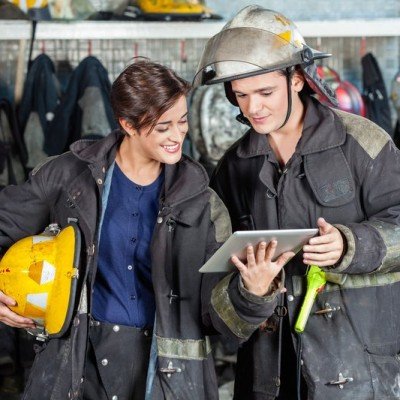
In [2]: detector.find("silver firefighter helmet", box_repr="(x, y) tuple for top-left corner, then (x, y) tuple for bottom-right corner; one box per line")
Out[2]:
(193, 5), (336, 105)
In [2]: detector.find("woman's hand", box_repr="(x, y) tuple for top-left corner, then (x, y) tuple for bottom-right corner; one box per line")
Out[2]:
(231, 240), (294, 297)
(0, 291), (36, 329)
(303, 217), (345, 267)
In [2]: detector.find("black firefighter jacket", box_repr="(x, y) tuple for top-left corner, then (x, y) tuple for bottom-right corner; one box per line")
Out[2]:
(0, 131), (278, 400)
(211, 97), (400, 400)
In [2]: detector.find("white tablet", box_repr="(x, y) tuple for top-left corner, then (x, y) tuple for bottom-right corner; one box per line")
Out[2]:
(199, 229), (318, 273)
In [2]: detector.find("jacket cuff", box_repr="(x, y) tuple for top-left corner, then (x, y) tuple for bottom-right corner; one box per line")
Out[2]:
(332, 224), (355, 272)
(238, 270), (284, 304)
(211, 273), (260, 339)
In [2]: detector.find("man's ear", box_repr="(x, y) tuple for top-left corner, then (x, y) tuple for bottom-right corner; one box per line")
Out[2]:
(119, 118), (137, 136)
(292, 71), (305, 93)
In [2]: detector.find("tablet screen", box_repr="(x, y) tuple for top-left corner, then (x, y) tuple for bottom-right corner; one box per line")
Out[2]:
(199, 229), (318, 273)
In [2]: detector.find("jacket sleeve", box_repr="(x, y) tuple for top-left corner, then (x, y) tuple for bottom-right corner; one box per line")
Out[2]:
(333, 136), (400, 274)
(201, 188), (280, 342)
(0, 159), (53, 252)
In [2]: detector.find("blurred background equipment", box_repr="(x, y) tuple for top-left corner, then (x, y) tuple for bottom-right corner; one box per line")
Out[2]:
(10, 0), (51, 19)
(44, 56), (116, 156)
(0, 0), (29, 19)
(390, 70), (400, 146)
(17, 54), (60, 169)
(361, 52), (393, 135)
(316, 65), (366, 117)
(0, 98), (27, 188)
(189, 84), (247, 176)
(49, 0), (129, 20)
(133, 0), (222, 21)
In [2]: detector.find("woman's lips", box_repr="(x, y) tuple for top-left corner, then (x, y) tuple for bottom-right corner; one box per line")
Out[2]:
(163, 143), (180, 153)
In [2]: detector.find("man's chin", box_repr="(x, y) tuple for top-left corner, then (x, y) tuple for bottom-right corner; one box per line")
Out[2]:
(251, 124), (270, 135)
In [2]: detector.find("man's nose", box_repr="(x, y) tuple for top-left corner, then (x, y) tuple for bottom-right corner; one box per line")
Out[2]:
(247, 95), (262, 115)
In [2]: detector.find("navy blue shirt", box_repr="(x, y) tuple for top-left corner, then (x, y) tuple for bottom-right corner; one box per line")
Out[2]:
(92, 163), (164, 328)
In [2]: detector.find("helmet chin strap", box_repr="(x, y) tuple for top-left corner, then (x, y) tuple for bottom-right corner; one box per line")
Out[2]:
(278, 66), (295, 130)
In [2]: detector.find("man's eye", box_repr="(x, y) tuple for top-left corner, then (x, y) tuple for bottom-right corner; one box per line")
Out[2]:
(178, 119), (188, 124)
(156, 128), (168, 133)
(236, 94), (246, 98)
(262, 92), (273, 96)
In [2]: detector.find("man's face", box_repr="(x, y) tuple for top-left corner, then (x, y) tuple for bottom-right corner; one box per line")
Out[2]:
(231, 71), (290, 134)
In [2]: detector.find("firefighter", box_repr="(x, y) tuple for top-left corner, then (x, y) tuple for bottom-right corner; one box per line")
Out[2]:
(0, 59), (291, 400)
(194, 5), (400, 400)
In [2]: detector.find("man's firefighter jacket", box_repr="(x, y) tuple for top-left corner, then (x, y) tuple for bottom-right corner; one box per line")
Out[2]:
(211, 96), (400, 400)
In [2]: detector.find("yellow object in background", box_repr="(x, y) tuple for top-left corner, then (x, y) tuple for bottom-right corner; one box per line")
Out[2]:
(0, 224), (81, 338)
(10, 0), (48, 12)
(136, 0), (220, 20)
(9, 0), (51, 19)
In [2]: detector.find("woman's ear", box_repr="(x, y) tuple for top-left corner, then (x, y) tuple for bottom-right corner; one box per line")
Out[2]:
(292, 71), (305, 93)
(119, 118), (137, 136)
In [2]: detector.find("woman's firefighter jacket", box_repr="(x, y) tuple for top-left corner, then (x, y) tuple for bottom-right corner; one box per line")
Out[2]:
(0, 131), (278, 400)
(211, 96), (400, 400)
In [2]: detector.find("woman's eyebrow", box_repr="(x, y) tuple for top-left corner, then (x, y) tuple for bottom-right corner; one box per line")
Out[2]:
(156, 112), (189, 125)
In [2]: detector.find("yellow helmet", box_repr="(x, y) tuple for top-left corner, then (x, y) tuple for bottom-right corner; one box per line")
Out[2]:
(0, 223), (81, 339)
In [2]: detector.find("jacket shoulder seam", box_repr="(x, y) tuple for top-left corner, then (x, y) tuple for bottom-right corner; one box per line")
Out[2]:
(333, 109), (390, 160)
(207, 187), (231, 244)
(31, 153), (72, 176)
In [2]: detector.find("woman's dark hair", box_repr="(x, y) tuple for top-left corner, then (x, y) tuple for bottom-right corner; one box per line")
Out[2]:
(111, 58), (191, 134)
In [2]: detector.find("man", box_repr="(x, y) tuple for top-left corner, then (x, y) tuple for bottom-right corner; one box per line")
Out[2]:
(194, 5), (400, 400)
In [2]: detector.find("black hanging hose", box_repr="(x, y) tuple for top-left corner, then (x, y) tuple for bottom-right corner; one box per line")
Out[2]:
(27, 19), (37, 72)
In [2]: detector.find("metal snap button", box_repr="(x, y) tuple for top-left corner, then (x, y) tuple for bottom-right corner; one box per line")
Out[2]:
(157, 216), (163, 223)
(266, 189), (276, 199)
(113, 325), (120, 332)
(101, 359), (108, 366)
(287, 295), (294, 302)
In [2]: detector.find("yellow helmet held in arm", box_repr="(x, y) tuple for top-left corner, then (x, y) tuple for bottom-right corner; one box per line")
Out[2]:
(0, 223), (81, 339)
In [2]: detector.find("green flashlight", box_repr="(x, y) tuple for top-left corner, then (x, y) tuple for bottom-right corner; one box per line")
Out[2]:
(294, 265), (326, 334)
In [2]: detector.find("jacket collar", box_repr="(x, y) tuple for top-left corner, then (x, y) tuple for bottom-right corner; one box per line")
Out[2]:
(70, 129), (122, 167)
(298, 96), (346, 155)
(161, 157), (209, 226)
(70, 130), (209, 226)
(236, 96), (346, 159)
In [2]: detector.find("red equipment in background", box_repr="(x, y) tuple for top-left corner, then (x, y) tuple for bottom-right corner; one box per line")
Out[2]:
(316, 65), (366, 117)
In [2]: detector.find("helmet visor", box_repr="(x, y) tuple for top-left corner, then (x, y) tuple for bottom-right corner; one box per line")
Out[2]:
(193, 27), (305, 87)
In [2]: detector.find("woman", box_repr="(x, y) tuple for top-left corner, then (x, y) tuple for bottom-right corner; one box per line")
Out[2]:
(0, 59), (288, 399)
